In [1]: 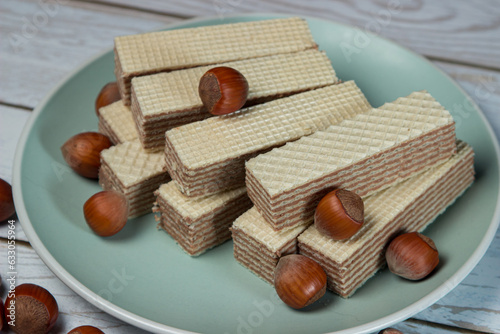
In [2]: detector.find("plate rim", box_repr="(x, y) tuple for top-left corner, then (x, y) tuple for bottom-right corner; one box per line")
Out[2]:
(12, 12), (500, 334)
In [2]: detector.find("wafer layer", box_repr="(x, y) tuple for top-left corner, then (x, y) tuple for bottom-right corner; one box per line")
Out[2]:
(231, 207), (309, 283)
(115, 17), (317, 104)
(298, 141), (474, 298)
(131, 49), (338, 151)
(155, 182), (252, 256)
(98, 100), (138, 144)
(246, 91), (456, 230)
(164, 81), (371, 197)
(99, 140), (170, 218)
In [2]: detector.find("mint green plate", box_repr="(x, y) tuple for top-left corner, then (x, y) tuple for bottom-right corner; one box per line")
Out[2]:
(13, 14), (500, 334)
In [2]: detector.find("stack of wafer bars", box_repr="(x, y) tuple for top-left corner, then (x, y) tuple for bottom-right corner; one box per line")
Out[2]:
(100, 17), (366, 256)
(245, 91), (457, 230)
(232, 91), (475, 297)
(131, 49), (338, 151)
(156, 81), (370, 255)
(99, 140), (170, 218)
(154, 183), (252, 256)
(163, 81), (371, 197)
(98, 100), (137, 144)
(114, 17), (317, 105)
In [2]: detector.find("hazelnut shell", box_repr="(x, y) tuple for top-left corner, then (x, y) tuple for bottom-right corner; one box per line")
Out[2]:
(67, 325), (105, 334)
(314, 189), (364, 240)
(198, 66), (249, 115)
(0, 178), (15, 222)
(386, 232), (439, 280)
(274, 254), (327, 309)
(4, 283), (59, 334)
(61, 132), (112, 179)
(83, 190), (129, 237)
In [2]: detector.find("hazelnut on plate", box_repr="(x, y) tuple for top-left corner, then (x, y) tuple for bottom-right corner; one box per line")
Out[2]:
(385, 232), (439, 280)
(274, 254), (327, 309)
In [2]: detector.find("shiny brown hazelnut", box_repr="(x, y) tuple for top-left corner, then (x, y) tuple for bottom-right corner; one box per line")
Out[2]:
(4, 283), (59, 334)
(274, 254), (327, 309)
(83, 190), (129, 237)
(314, 189), (364, 240)
(378, 328), (404, 334)
(385, 232), (439, 280)
(0, 178), (15, 222)
(198, 66), (249, 115)
(61, 132), (112, 179)
(67, 325), (105, 334)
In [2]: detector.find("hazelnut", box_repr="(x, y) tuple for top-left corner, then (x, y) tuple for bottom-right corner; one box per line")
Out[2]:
(274, 254), (327, 309)
(95, 82), (121, 115)
(61, 132), (112, 179)
(68, 325), (105, 334)
(0, 297), (6, 331)
(385, 232), (439, 280)
(4, 283), (59, 334)
(314, 189), (364, 240)
(0, 178), (15, 222)
(198, 66), (249, 115)
(83, 190), (129, 237)
(378, 328), (403, 334)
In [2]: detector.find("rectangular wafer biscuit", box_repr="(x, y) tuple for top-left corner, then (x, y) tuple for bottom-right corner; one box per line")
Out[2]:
(231, 207), (309, 283)
(164, 81), (371, 198)
(131, 49), (338, 151)
(155, 182), (252, 256)
(115, 17), (317, 104)
(246, 91), (456, 231)
(99, 140), (170, 218)
(298, 140), (474, 297)
(98, 100), (138, 144)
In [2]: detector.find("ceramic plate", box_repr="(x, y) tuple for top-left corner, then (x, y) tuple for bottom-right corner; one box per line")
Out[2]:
(13, 14), (500, 334)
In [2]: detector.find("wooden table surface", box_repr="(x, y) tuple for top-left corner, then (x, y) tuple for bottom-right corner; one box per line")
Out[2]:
(1, 0), (499, 333)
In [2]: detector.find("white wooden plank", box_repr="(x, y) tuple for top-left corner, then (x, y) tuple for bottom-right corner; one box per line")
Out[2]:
(90, 0), (500, 69)
(0, 105), (30, 183)
(0, 240), (150, 333)
(0, 0), (178, 108)
(0, 105), (30, 242)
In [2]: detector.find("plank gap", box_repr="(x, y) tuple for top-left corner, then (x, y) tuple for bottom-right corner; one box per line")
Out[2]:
(426, 55), (500, 74)
(0, 236), (32, 248)
(0, 101), (34, 112)
(75, 0), (194, 19)
(406, 318), (488, 334)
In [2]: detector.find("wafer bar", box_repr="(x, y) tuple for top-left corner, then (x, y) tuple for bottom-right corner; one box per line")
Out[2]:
(98, 100), (138, 144)
(164, 81), (371, 198)
(298, 140), (474, 297)
(99, 140), (170, 218)
(231, 207), (309, 283)
(115, 17), (317, 104)
(246, 91), (456, 231)
(154, 182), (251, 256)
(131, 49), (338, 151)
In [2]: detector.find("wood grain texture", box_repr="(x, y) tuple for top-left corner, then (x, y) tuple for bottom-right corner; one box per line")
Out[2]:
(0, 0), (177, 108)
(90, 0), (500, 69)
